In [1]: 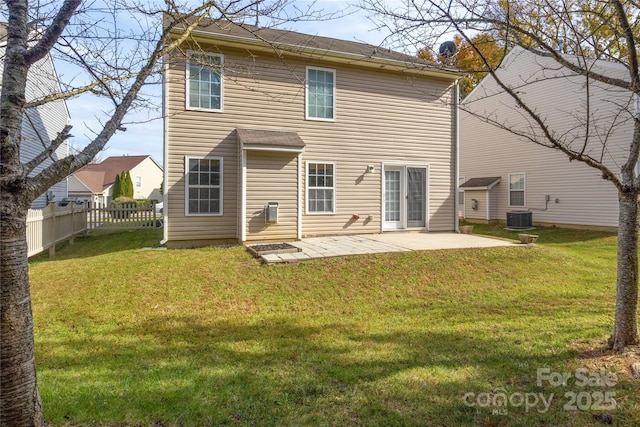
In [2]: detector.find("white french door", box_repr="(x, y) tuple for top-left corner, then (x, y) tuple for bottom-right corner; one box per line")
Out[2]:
(383, 165), (428, 230)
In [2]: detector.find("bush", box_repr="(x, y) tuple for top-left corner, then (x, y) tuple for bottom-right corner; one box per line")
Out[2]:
(109, 197), (136, 219)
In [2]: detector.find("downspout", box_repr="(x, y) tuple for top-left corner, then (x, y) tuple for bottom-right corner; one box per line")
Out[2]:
(297, 152), (302, 240)
(160, 55), (169, 245)
(454, 79), (460, 233)
(241, 149), (247, 242)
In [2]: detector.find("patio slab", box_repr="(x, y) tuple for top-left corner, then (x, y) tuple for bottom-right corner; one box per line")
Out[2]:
(258, 232), (516, 263)
(365, 232), (516, 250)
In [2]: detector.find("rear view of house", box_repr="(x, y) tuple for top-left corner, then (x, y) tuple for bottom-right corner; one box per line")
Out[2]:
(163, 21), (460, 246)
(460, 47), (629, 229)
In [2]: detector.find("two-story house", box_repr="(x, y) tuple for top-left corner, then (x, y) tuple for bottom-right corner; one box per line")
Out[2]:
(162, 21), (460, 246)
(0, 23), (70, 208)
(460, 47), (630, 229)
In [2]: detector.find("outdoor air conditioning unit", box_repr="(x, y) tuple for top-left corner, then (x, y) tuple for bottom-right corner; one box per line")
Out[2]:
(506, 210), (532, 229)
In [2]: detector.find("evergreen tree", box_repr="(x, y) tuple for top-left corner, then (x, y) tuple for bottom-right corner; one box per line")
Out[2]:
(112, 173), (122, 200)
(125, 170), (134, 198)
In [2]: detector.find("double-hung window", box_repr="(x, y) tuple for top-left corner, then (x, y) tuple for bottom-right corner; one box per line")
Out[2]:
(306, 67), (335, 120)
(185, 156), (223, 215)
(186, 52), (223, 111)
(307, 162), (336, 214)
(508, 172), (526, 207)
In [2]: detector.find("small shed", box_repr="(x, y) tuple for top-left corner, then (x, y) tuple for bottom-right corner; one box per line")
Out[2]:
(460, 177), (501, 221)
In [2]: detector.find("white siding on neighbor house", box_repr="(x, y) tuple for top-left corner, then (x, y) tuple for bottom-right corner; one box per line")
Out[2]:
(130, 157), (163, 201)
(0, 44), (70, 208)
(166, 44), (457, 243)
(67, 174), (91, 194)
(464, 190), (487, 220)
(461, 48), (626, 228)
(67, 175), (105, 206)
(489, 187), (499, 220)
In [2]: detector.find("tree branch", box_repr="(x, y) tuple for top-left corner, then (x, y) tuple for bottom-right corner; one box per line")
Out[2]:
(24, 2), (219, 201)
(24, 0), (81, 65)
(22, 124), (72, 176)
(23, 74), (135, 109)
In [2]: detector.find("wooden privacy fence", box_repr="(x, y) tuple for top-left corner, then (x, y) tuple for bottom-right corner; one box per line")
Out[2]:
(26, 201), (87, 258)
(87, 201), (159, 230)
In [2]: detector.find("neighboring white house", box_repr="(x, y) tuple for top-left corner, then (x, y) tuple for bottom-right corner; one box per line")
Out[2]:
(460, 47), (630, 229)
(0, 24), (70, 208)
(68, 155), (163, 205)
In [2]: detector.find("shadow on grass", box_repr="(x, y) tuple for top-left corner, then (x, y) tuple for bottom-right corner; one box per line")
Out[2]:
(39, 315), (581, 426)
(29, 228), (164, 263)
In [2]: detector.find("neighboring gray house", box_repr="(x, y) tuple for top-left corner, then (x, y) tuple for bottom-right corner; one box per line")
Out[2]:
(460, 47), (630, 229)
(0, 24), (70, 208)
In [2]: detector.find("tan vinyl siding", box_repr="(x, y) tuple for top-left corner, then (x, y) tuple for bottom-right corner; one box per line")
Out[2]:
(245, 151), (298, 241)
(166, 44), (456, 243)
(461, 48), (626, 228)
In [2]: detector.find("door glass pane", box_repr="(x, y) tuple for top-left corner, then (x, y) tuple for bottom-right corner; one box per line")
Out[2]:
(407, 168), (426, 227)
(385, 170), (401, 222)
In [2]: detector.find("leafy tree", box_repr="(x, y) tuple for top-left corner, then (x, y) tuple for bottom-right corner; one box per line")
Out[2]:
(362, 0), (639, 351)
(0, 1), (334, 425)
(419, 33), (505, 97)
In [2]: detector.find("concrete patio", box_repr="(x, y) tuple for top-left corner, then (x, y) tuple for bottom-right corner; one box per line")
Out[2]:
(257, 232), (517, 264)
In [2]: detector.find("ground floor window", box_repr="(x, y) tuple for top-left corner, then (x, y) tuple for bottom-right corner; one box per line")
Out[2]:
(185, 156), (223, 215)
(307, 161), (335, 214)
(508, 172), (525, 207)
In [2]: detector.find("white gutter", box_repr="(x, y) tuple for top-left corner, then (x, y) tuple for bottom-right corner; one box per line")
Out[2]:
(454, 80), (460, 233)
(160, 55), (169, 245)
(297, 152), (302, 240)
(240, 150), (247, 242)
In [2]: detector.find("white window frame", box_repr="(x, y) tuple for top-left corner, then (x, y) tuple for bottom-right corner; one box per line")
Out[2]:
(305, 66), (336, 121)
(306, 161), (336, 215)
(184, 156), (223, 216)
(185, 51), (224, 112)
(508, 172), (526, 207)
(135, 176), (141, 187)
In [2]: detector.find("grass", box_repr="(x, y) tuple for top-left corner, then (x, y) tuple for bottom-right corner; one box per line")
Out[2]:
(29, 225), (639, 426)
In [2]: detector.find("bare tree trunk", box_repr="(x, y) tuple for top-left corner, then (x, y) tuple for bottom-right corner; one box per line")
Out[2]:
(609, 192), (640, 351)
(0, 196), (44, 427)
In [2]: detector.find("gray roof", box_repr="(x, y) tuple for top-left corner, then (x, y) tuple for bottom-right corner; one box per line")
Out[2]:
(179, 20), (456, 73)
(460, 177), (502, 189)
(237, 128), (305, 151)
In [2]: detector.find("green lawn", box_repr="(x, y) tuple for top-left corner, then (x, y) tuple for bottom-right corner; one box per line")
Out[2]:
(30, 225), (639, 426)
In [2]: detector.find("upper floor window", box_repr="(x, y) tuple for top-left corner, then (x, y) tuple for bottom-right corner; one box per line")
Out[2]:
(508, 173), (526, 207)
(135, 176), (141, 187)
(185, 156), (223, 216)
(186, 52), (223, 111)
(306, 67), (335, 121)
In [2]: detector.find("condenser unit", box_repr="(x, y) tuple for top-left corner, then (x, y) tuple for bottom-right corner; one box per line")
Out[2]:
(506, 210), (532, 229)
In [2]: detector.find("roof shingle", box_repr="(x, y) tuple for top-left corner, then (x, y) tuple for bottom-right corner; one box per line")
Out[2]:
(74, 155), (151, 193)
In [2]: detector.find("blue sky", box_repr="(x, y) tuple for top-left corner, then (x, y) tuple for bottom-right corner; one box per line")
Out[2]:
(62, 1), (396, 165)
